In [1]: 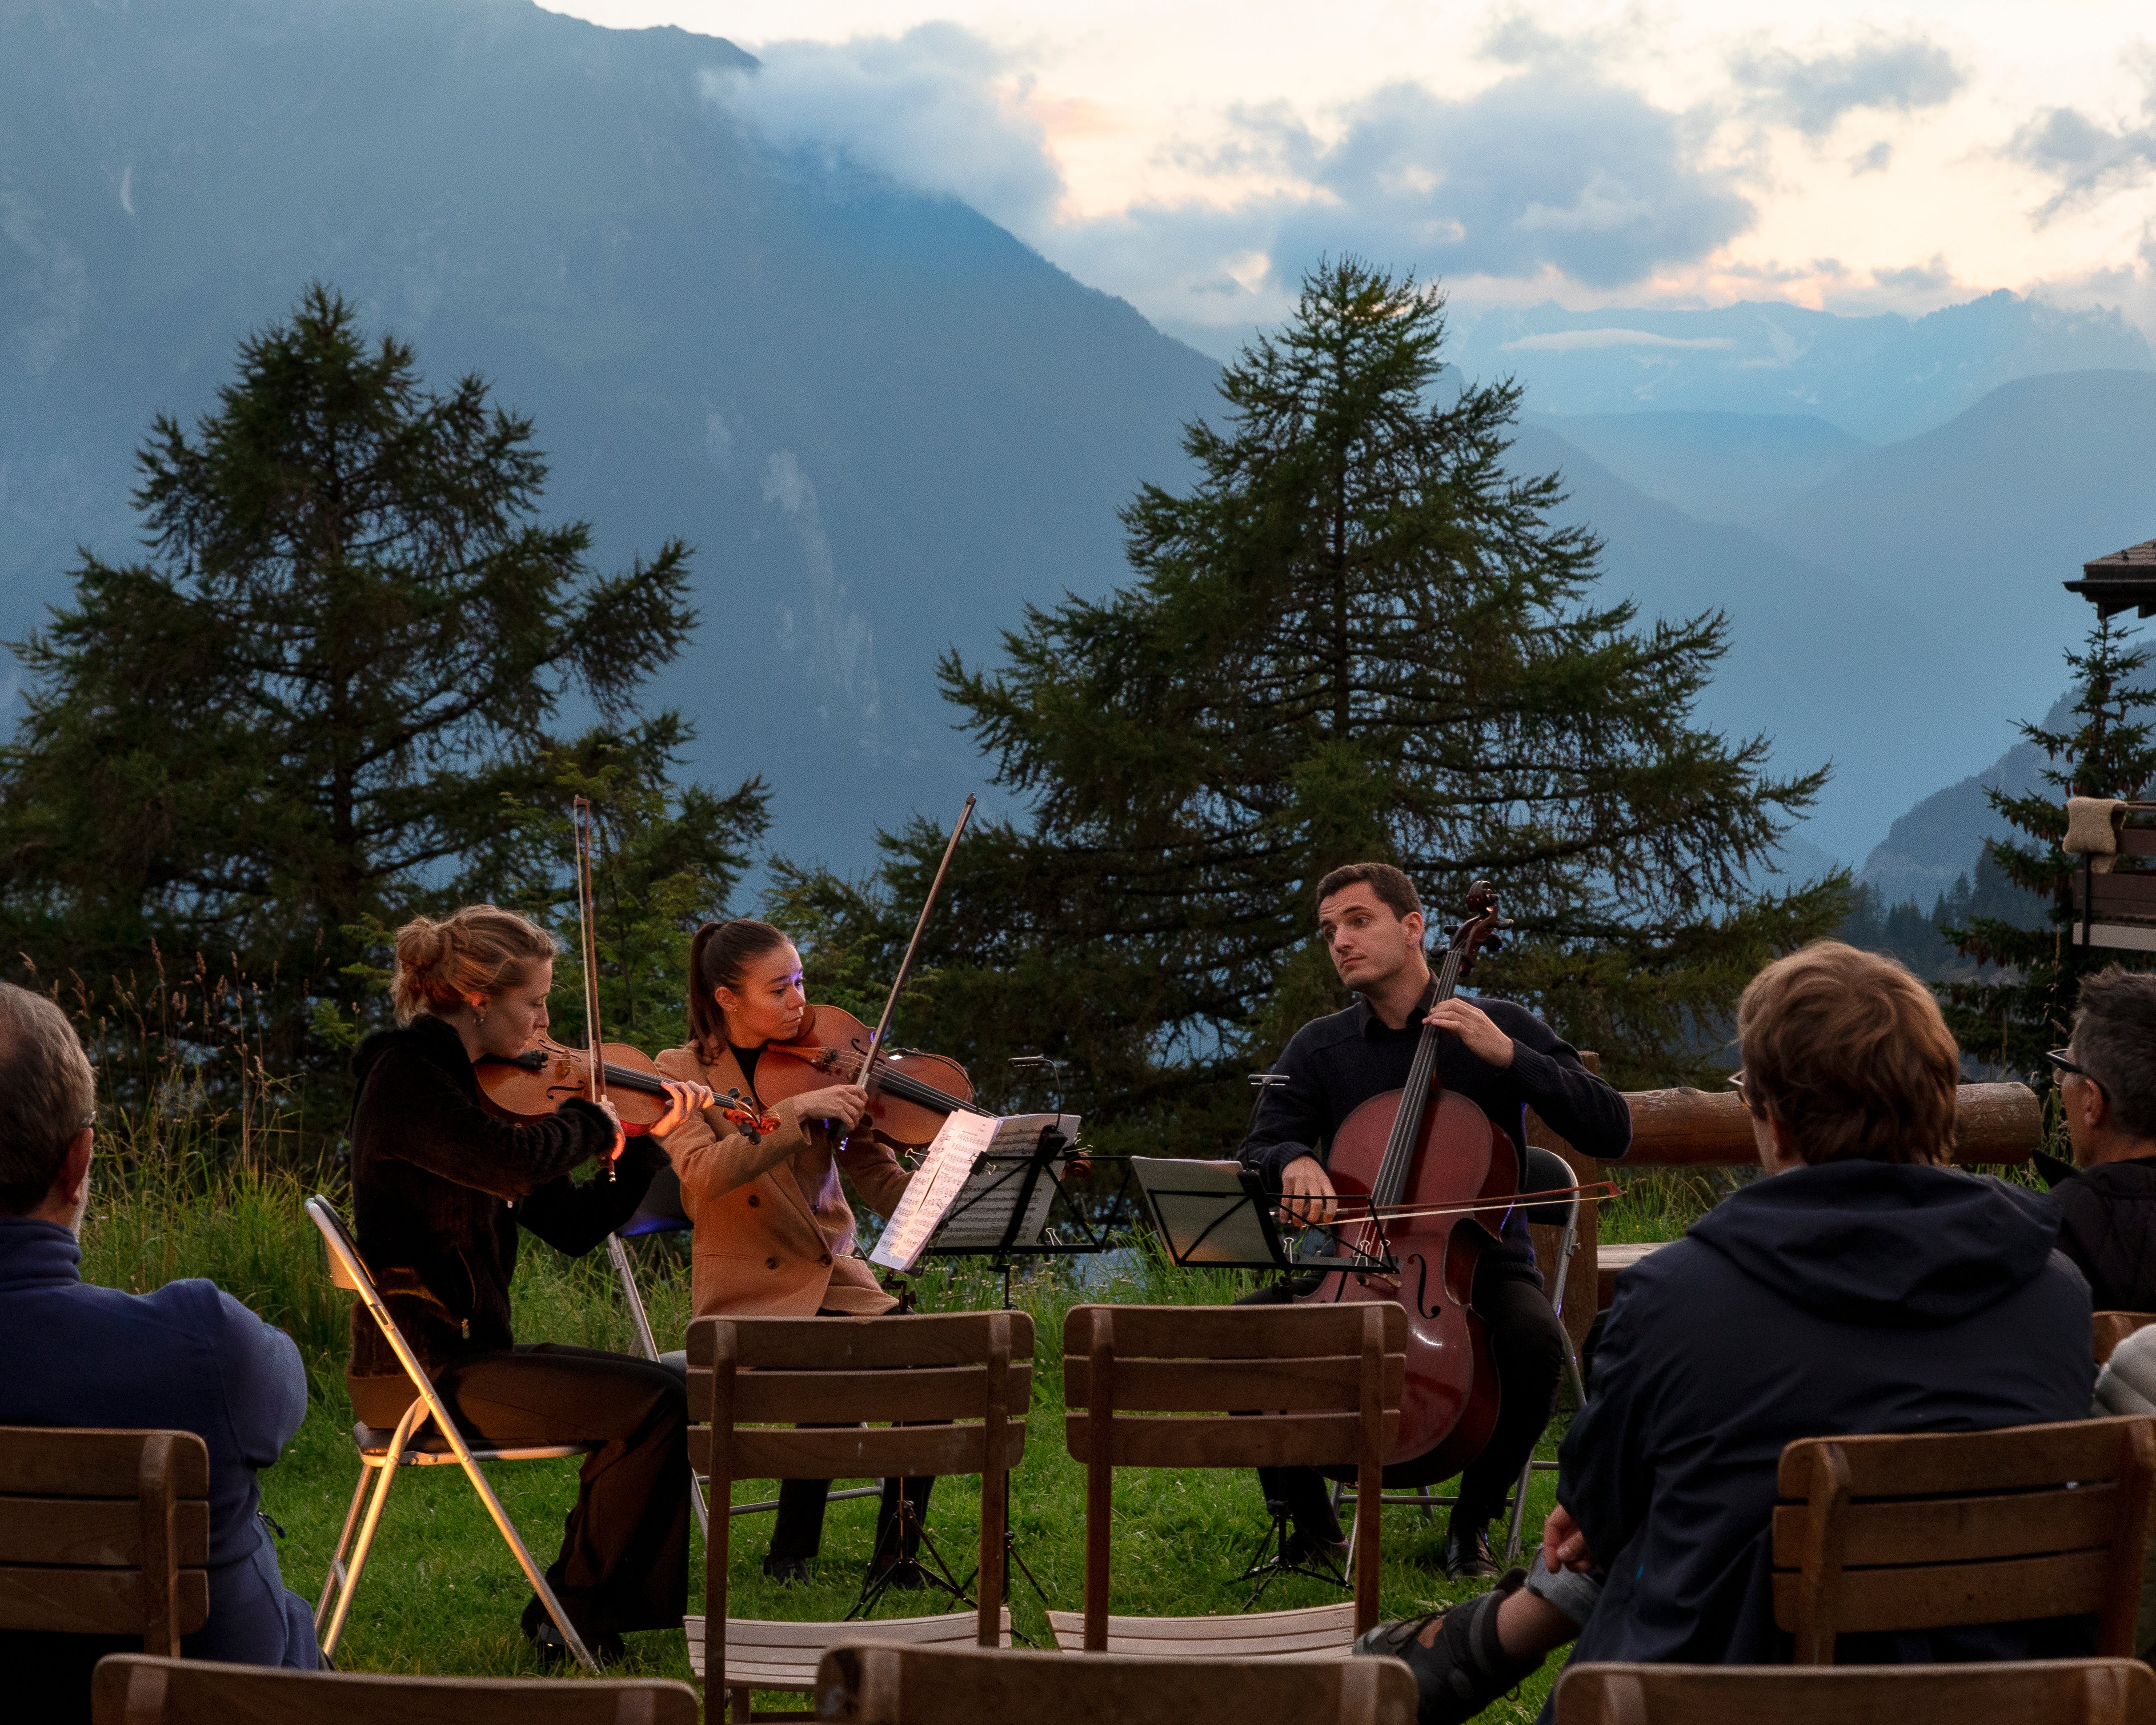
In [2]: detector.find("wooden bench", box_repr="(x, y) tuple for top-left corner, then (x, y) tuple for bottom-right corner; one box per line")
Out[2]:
(1772, 1417), (2156, 1661)
(811, 1641), (1418, 1725)
(1553, 1660), (2156, 1725)
(90, 1654), (699, 1724)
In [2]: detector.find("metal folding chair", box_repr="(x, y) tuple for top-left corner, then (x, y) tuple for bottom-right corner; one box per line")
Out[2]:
(1505, 1144), (1589, 1561)
(303, 1193), (600, 1672)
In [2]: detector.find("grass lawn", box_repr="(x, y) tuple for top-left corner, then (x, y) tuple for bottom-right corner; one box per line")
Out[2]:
(80, 1164), (1652, 1720)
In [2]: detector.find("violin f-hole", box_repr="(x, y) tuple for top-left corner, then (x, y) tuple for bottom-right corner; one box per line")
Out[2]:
(1407, 1251), (1442, 1320)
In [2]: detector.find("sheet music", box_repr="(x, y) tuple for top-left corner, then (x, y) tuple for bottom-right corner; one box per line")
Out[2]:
(870, 1110), (999, 1272)
(928, 1114), (1075, 1250)
(868, 1111), (1078, 1271)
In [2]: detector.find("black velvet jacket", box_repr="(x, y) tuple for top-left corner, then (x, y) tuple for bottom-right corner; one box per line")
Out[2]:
(345, 1014), (664, 1382)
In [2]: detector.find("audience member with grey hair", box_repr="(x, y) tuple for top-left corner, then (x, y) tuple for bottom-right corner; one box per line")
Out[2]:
(2046, 966), (2156, 1312)
(0, 983), (317, 1720)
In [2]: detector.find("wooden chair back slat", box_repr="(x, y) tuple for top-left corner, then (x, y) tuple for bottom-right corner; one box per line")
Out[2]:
(1772, 1418), (2156, 1662)
(1060, 1302), (1407, 1651)
(0, 1427), (212, 1654)
(1769, 1552), (2109, 1634)
(1552, 1660), (2156, 1725)
(1776, 1418), (2154, 1498)
(686, 1312), (1029, 1371)
(0, 1428), (211, 1498)
(1768, 1482), (2118, 1567)
(1063, 1411), (1402, 1469)
(2095, 1313), (2156, 1366)
(0, 1499), (211, 1567)
(685, 1361), (1034, 1424)
(90, 1654), (701, 1724)
(1063, 1353), (1407, 1412)
(1063, 1301), (1402, 1361)
(812, 1641), (1418, 1725)
(693, 1422), (1022, 1480)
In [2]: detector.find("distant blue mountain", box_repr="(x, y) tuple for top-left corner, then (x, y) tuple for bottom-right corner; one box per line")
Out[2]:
(1511, 422), (1988, 864)
(1458, 293), (2152, 443)
(0, 0), (1221, 871)
(1523, 410), (1871, 527)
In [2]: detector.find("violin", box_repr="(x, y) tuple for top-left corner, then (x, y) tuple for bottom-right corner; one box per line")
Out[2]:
(756, 1000), (991, 1155)
(1293, 880), (1515, 1484)
(472, 795), (777, 1167)
(478, 1033), (778, 1140)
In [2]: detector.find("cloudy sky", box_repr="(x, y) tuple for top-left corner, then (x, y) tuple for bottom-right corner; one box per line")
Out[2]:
(548, 0), (2156, 349)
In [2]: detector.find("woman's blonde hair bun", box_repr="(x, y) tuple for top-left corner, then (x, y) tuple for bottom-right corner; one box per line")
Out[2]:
(390, 905), (557, 1024)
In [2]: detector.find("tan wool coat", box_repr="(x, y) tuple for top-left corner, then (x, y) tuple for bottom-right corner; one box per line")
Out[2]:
(653, 1041), (913, 1317)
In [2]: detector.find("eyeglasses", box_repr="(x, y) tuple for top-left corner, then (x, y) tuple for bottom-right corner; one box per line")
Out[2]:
(2044, 1049), (2096, 1085)
(1727, 1070), (1757, 1112)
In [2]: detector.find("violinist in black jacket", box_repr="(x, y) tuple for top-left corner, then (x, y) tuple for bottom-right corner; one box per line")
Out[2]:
(1238, 862), (1631, 1579)
(346, 905), (708, 1663)
(2044, 967), (2156, 1311)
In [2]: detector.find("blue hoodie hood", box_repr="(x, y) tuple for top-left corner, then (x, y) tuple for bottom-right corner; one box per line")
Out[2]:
(1687, 1159), (2066, 1327)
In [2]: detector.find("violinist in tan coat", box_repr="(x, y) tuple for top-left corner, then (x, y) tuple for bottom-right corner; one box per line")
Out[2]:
(653, 917), (928, 1586)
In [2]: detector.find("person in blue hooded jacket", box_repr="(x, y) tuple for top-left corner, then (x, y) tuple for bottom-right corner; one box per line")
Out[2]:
(1354, 939), (2095, 1721)
(0, 981), (317, 1721)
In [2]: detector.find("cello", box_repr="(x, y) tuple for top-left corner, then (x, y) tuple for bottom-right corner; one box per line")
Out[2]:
(1294, 879), (1516, 1484)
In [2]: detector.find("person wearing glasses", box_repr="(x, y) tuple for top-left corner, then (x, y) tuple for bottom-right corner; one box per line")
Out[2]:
(1353, 941), (2095, 1724)
(2041, 967), (2156, 1312)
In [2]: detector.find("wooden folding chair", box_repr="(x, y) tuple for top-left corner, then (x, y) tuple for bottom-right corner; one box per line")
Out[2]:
(1772, 1415), (2156, 1662)
(303, 1194), (600, 1672)
(1053, 1301), (1406, 1657)
(2095, 1312), (2156, 1365)
(810, 1640), (1419, 1725)
(90, 1653), (699, 1724)
(0, 1425), (210, 1656)
(1552, 1659), (2156, 1725)
(687, 1309), (1031, 1721)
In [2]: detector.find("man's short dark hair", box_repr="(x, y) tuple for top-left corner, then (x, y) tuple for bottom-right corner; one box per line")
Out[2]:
(0, 983), (96, 1215)
(2072, 967), (2156, 1141)
(1314, 862), (1423, 922)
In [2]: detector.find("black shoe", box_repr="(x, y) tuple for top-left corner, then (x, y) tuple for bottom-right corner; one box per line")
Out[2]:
(867, 1556), (926, 1591)
(1353, 1568), (1542, 1725)
(527, 1615), (625, 1669)
(762, 1554), (812, 1585)
(1442, 1518), (1500, 1581)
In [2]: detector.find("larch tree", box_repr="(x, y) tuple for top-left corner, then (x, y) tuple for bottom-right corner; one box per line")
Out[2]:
(773, 258), (1845, 1150)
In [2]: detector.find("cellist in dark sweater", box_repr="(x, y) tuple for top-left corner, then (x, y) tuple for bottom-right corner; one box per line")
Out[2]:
(1238, 863), (1631, 1580)
(345, 905), (708, 1664)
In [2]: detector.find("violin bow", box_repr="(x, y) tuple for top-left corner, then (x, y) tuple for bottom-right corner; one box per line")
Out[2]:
(854, 793), (977, 1095)
(571, 795), (614, 1183)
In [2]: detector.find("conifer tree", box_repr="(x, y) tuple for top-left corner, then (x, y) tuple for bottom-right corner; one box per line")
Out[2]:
(773, 258), (1845, 1143)
(0, 285), (719, 1064)
(1941, 612), (2156, 1075)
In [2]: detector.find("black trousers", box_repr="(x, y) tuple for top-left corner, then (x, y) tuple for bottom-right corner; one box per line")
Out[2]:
(349, 1342), (689, 1635)
(766, 1308), (936, 1567)
(1238, 1272), (1570, 1542)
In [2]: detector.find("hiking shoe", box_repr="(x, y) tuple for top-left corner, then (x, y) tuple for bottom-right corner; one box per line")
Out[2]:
(1353, 1568), (1543, 1725)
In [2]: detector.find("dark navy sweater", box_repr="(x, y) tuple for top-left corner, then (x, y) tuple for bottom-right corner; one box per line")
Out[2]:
(0, 1216), (315, 1669)
(1237, 983), (1631, 1286)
